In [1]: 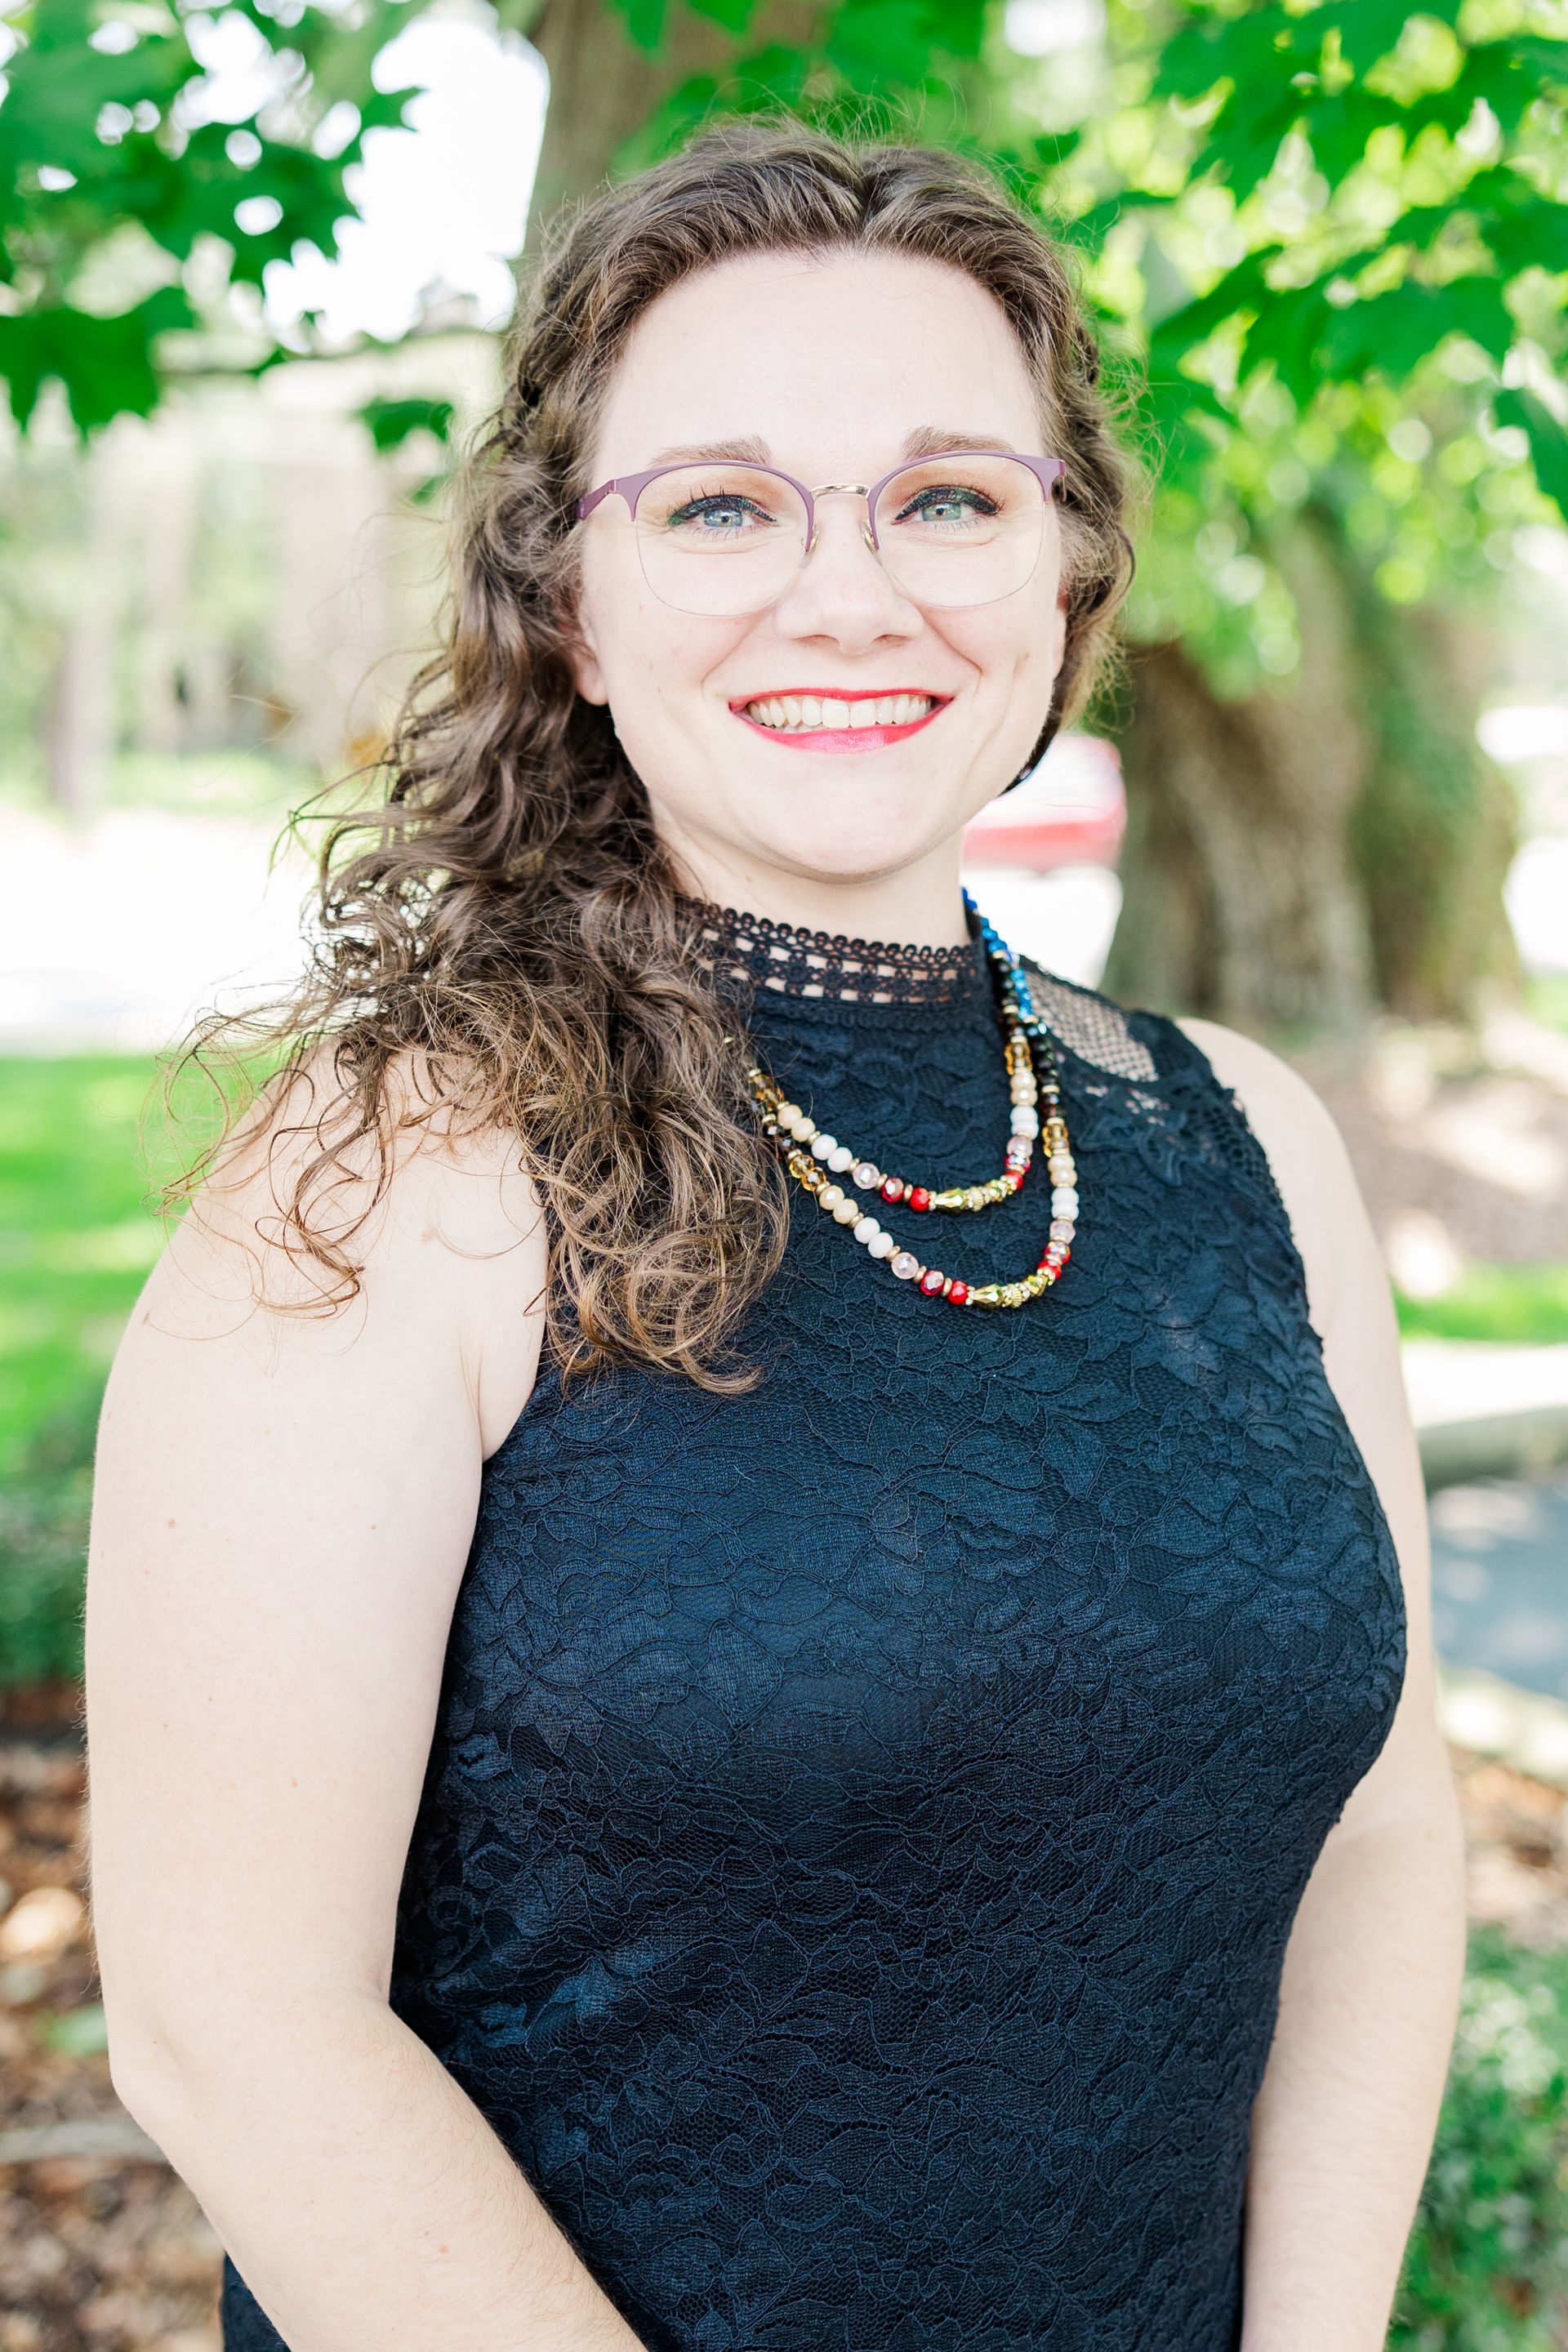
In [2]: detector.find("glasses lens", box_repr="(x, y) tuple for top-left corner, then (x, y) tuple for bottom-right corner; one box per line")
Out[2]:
(633, 465), (808, 616)
(872, 455), (1048, 610)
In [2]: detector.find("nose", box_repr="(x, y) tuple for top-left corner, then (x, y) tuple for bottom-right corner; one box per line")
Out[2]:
(771, 487), (920, 644)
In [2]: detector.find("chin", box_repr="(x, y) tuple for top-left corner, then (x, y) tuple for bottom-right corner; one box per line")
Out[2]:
(743, 807), (947, 884)
(744, 775), (968, 857)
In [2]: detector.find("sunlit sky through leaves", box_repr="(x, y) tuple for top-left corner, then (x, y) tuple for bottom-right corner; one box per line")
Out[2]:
(260, 10), (546, 344)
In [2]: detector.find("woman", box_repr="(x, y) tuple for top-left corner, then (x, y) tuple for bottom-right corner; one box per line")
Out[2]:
(86, 122), (1465, 2352)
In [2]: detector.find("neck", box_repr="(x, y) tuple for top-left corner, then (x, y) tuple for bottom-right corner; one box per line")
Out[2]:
(661, 836), (973, 952)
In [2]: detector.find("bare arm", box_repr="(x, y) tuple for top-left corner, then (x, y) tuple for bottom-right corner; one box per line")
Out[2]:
(86, 1066), (649, 2352)
(1179, 1018), (1467, 2352)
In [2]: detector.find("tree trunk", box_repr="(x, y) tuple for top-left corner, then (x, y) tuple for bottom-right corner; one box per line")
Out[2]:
(523, 0), (823, 243)
(1104, 507), (1515, 1036)
(45, 422), (136, 819)
(1106, 511), (1374, 1035)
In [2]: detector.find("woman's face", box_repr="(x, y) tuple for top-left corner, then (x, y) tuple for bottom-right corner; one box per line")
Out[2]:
(567, 245), (1070, 906)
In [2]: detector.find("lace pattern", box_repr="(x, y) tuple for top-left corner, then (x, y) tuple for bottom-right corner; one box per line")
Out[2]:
(675, 889), (978, 1009)
(675, 889), (1160, 1083)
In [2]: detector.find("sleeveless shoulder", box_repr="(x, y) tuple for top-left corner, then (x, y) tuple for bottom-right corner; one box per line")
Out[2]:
(1021, 958), (1309, 1296)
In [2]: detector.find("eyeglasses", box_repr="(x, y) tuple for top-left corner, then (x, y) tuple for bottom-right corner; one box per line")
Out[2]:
(574, 451), (1067, 617)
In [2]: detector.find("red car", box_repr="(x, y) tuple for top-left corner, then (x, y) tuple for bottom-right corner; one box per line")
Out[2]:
(961, 732), (1125, 871)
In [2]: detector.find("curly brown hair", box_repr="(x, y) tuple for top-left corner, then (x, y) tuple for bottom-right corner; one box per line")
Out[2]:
(166, 117), (1134, 1396)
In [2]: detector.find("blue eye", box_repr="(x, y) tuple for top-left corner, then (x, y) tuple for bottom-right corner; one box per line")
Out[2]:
(895, 484), (1000, 528)
(665, 495), (774, 537)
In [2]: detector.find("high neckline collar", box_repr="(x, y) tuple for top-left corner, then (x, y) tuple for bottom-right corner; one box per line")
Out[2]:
(673, 889), (992, 1012)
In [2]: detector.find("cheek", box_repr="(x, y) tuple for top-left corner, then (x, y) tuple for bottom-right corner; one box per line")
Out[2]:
(937, 593), (1058, 688)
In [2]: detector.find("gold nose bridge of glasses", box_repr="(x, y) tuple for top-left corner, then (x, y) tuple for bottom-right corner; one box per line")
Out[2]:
(803, 483), (875, 558)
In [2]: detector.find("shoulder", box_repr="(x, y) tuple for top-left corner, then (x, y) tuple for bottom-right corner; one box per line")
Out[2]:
(141, 1040), (547, 1456)
(1172, 1014), (1366, 1342)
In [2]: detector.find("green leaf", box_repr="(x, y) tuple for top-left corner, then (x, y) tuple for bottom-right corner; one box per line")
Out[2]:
(1299, 88), (1405, 187)
(612, 0), (668, 56)
(1241, 281), (1340, 406)
(358, 394), (456, 453)
(1148, 252), (1278, 367)
(0, 284), (193, 432)
(1319, 0), (1461, 78)
(1316, 277), (1515, 380)
(826, 0), (946, 87)
(1378, 176), (1568, 279)
(1187, 88), (1307, 207)
(683, 0), (766, 31)
(1153, 8), (1298, 108)
(1495, 387), (1568, 519)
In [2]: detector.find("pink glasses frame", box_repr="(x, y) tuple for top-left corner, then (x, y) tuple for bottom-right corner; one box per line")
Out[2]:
(574, 452), (1069, 546)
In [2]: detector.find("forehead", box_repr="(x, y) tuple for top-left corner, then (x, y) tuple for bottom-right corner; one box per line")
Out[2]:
(588, 247), (1042, 475)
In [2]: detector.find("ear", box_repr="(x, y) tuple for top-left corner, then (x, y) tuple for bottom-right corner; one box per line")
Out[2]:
(564, 609), (608, 706)
(1050, 583), (1069, 675)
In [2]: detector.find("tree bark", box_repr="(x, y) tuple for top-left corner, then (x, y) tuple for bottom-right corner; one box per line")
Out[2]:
(523, 0), (823, 247)
(1104, 508), (1514, 1036)
(1106, 512), (1374, 1035)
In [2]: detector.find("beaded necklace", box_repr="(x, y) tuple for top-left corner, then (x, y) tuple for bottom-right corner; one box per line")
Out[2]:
(742, 889), (1077, 1310)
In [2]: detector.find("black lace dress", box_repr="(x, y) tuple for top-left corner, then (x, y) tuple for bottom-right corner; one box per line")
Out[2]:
(220, 896), (1406, 2352)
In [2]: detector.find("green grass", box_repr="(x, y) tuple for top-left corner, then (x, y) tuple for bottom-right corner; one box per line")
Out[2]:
(1395, 1264), (1568, 1346)
(0, 1056), (175, 1683)
(1393, 1927), (1568, 2348)
(0, 1054), (257, 1685)
(1525, 973), (1568, 1037)
(0, 1058), (175, 1472)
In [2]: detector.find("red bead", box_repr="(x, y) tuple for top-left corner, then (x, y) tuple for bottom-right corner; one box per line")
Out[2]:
(881, 1177), (905, 1204)
(947, 1279), (969, 1305)
(909, 1186), (931, 1211)
(920, 1267), (945, 1295)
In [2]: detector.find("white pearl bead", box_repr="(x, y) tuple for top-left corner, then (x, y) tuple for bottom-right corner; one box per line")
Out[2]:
(833, 1198), (862, 1224)
(1010, 1107), (1040, 1137)
(776, 1103), (801, 1126)
(827, 1145), (854, 1174)
(1049, 1154), (1075, 1181)
(867, 1232), (896, 1259)
(1051, 1187), (1080, 1216)
(810, 1133), (837, 1160)
(818, 1183), (844, 1210)
(794, 1116), (817, 1141)
(853, 1216), (881, 1244)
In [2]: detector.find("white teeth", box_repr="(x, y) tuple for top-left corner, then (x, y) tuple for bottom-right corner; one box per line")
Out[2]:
(742, 693), (937, 731)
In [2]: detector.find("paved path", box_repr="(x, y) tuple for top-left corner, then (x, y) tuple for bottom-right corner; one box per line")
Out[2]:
(1432, 1472), (1568, 1703)
(0, 807), (1122, 1052)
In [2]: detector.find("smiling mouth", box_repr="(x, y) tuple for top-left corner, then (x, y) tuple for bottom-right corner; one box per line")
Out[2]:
(737, 692), (943, 732)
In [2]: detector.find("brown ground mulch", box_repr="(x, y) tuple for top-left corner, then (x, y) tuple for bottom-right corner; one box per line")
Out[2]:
(2, 1690), (1567, 2352)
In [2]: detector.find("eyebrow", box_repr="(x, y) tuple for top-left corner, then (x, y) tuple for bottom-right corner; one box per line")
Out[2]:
(644, 428), (1023, 467)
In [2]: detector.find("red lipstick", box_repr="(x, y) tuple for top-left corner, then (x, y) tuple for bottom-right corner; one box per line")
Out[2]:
(729, 689), (951, 755)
